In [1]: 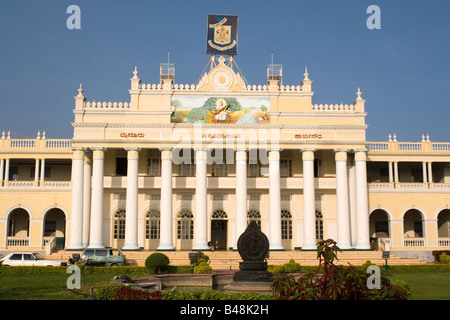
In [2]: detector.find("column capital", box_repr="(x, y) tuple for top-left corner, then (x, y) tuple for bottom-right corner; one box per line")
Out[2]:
(268, 147), (283, 152)
(354, 150), (367, 162)
(91, 147), (107, 160)
(234, 147), (248, 152)
(300, 148), (317, 152)
(332, 148), (350, 153)
(333, 149), (349, 161)
(72, 148), (85, 159)
(352, 148), (368, 153)
(158, 147), (173, 151)
(301, 148), (316, 161)
(124, 147), (142, 152)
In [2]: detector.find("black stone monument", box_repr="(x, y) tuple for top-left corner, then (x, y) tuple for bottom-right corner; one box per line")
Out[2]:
(224, 221), (273, 291)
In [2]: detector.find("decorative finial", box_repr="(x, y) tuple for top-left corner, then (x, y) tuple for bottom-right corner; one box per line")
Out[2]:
(37, 131), (41, 139)
(303, 67), (310, 81)
(356, 87), (363, 100)
(426, 134), (430, 142)
(132, 66), (139, 79)
(77, 82), (84, 97)
(393, 133), (397, 142)
(42, 131), (46, 139)
(422, 134), (425, 142)
(388, 133), (392, 142)
(7, 131), (11, 139)
(1, 131), (5, 139)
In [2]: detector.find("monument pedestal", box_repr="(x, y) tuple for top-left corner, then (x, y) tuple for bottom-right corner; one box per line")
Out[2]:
(223, 221), (273, 293)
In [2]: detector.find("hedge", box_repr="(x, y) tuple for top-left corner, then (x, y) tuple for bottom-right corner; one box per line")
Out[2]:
(0, 265), (192, 276)
(1, 263), (449, 276)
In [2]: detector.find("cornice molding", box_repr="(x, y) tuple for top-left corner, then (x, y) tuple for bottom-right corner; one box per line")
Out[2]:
(72, 122), (368, 131)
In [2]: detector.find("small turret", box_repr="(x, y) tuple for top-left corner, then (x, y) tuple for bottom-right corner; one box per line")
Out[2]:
(130, 66), (141, 91)
(301, 67), (312, 92)
(74, 82), (85, 110)
(353, 87), (365, 112)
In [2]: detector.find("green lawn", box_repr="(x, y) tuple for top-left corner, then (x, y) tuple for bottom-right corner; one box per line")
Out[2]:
(0, 266), (449, 300)
(0, 273), (115, 300)
(388, 270), (450, 300)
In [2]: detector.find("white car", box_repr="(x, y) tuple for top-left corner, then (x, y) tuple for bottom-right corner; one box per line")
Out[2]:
(0, 252), (67, 266)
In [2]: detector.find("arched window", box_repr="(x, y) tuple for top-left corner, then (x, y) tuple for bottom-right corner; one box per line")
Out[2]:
(212, 209), (228, 219)
(177, 209), (194, 240)
(281, 210), (292, 240)
(247, 209), (261, 228)
(315, 210), (324, 241)
(145, 209), (160, 240)
(113, 209), (126, 240)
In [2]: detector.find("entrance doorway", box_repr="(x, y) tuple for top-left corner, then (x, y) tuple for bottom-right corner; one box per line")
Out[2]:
(211, 220), (227, 250)
(210, 209), (228, 250)
(43, 208), (66, 249)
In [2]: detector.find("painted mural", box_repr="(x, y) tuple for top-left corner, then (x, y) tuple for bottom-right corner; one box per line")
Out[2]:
(170, 96), (270, 124)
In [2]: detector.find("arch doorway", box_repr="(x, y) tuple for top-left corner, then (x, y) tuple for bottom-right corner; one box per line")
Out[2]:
(43, 208), (66, 249)
(210, 209), (228, 250)
(7, 208), (30, 247)
(437, 209), (450, 245)
(370, 209), (390, 239)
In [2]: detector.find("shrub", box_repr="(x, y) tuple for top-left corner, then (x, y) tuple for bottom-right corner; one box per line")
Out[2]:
(191, 251), (210, 266)
(162, 289), (273, 300)
(439, 253), (450, 264)
(283, 259), (302, 273)
(94, 285), (121, 300)
(271, 239), (410, 300)
(194, 258), (212, 274)
(145, 253), (170, 274)
(112, 286), (163, 300)
(432, 250), (450, 262)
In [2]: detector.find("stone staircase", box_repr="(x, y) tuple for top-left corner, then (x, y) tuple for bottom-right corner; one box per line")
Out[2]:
(48, 249), (427, 270)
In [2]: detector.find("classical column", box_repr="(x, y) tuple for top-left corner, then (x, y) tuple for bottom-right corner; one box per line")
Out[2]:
(0, 159), (4, 186)
(427, 162), (433, 183)
(388, 161), (394, 184)
(334, 149), (351, 249)
(354, 149), (370, 249)
(40, 159), (45, 184)
(301, 148), (317, 250)
(34, 159), (40, 184)
(123, 147), (141, 250)
(422, 162), (428, 183)
(4, 159), (10, 183)
(157, 147), (174, 250)
(234, 148), (247, 249)
(393, 162), (399, 183)
(269, 148), (283, 250)
(88, 147), (107, 248)
(67, 148), (85, 250)
(82, 152), (92, 247)
(193, 148), (209, 250)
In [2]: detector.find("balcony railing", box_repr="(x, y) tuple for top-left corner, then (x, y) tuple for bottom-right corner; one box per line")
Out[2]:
(1, 181), (72, 190)
(368, 182), (450, 193)
(438, 238), (450, 247)
(367, 138), (450, 154)
(404, 238), (425, 247)
(0, 132), (72, 151)
(7, 236), (29, 247)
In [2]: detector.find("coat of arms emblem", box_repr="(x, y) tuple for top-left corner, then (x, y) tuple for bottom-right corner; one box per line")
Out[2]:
(207, 15), (238, 55)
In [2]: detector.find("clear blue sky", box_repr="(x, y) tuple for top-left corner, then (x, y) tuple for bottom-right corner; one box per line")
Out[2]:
(0, 0), (449, 141)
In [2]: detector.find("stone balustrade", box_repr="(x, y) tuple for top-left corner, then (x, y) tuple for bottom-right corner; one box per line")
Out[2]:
(367, 138), (450, 154)
(0, 131), (72, 151)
